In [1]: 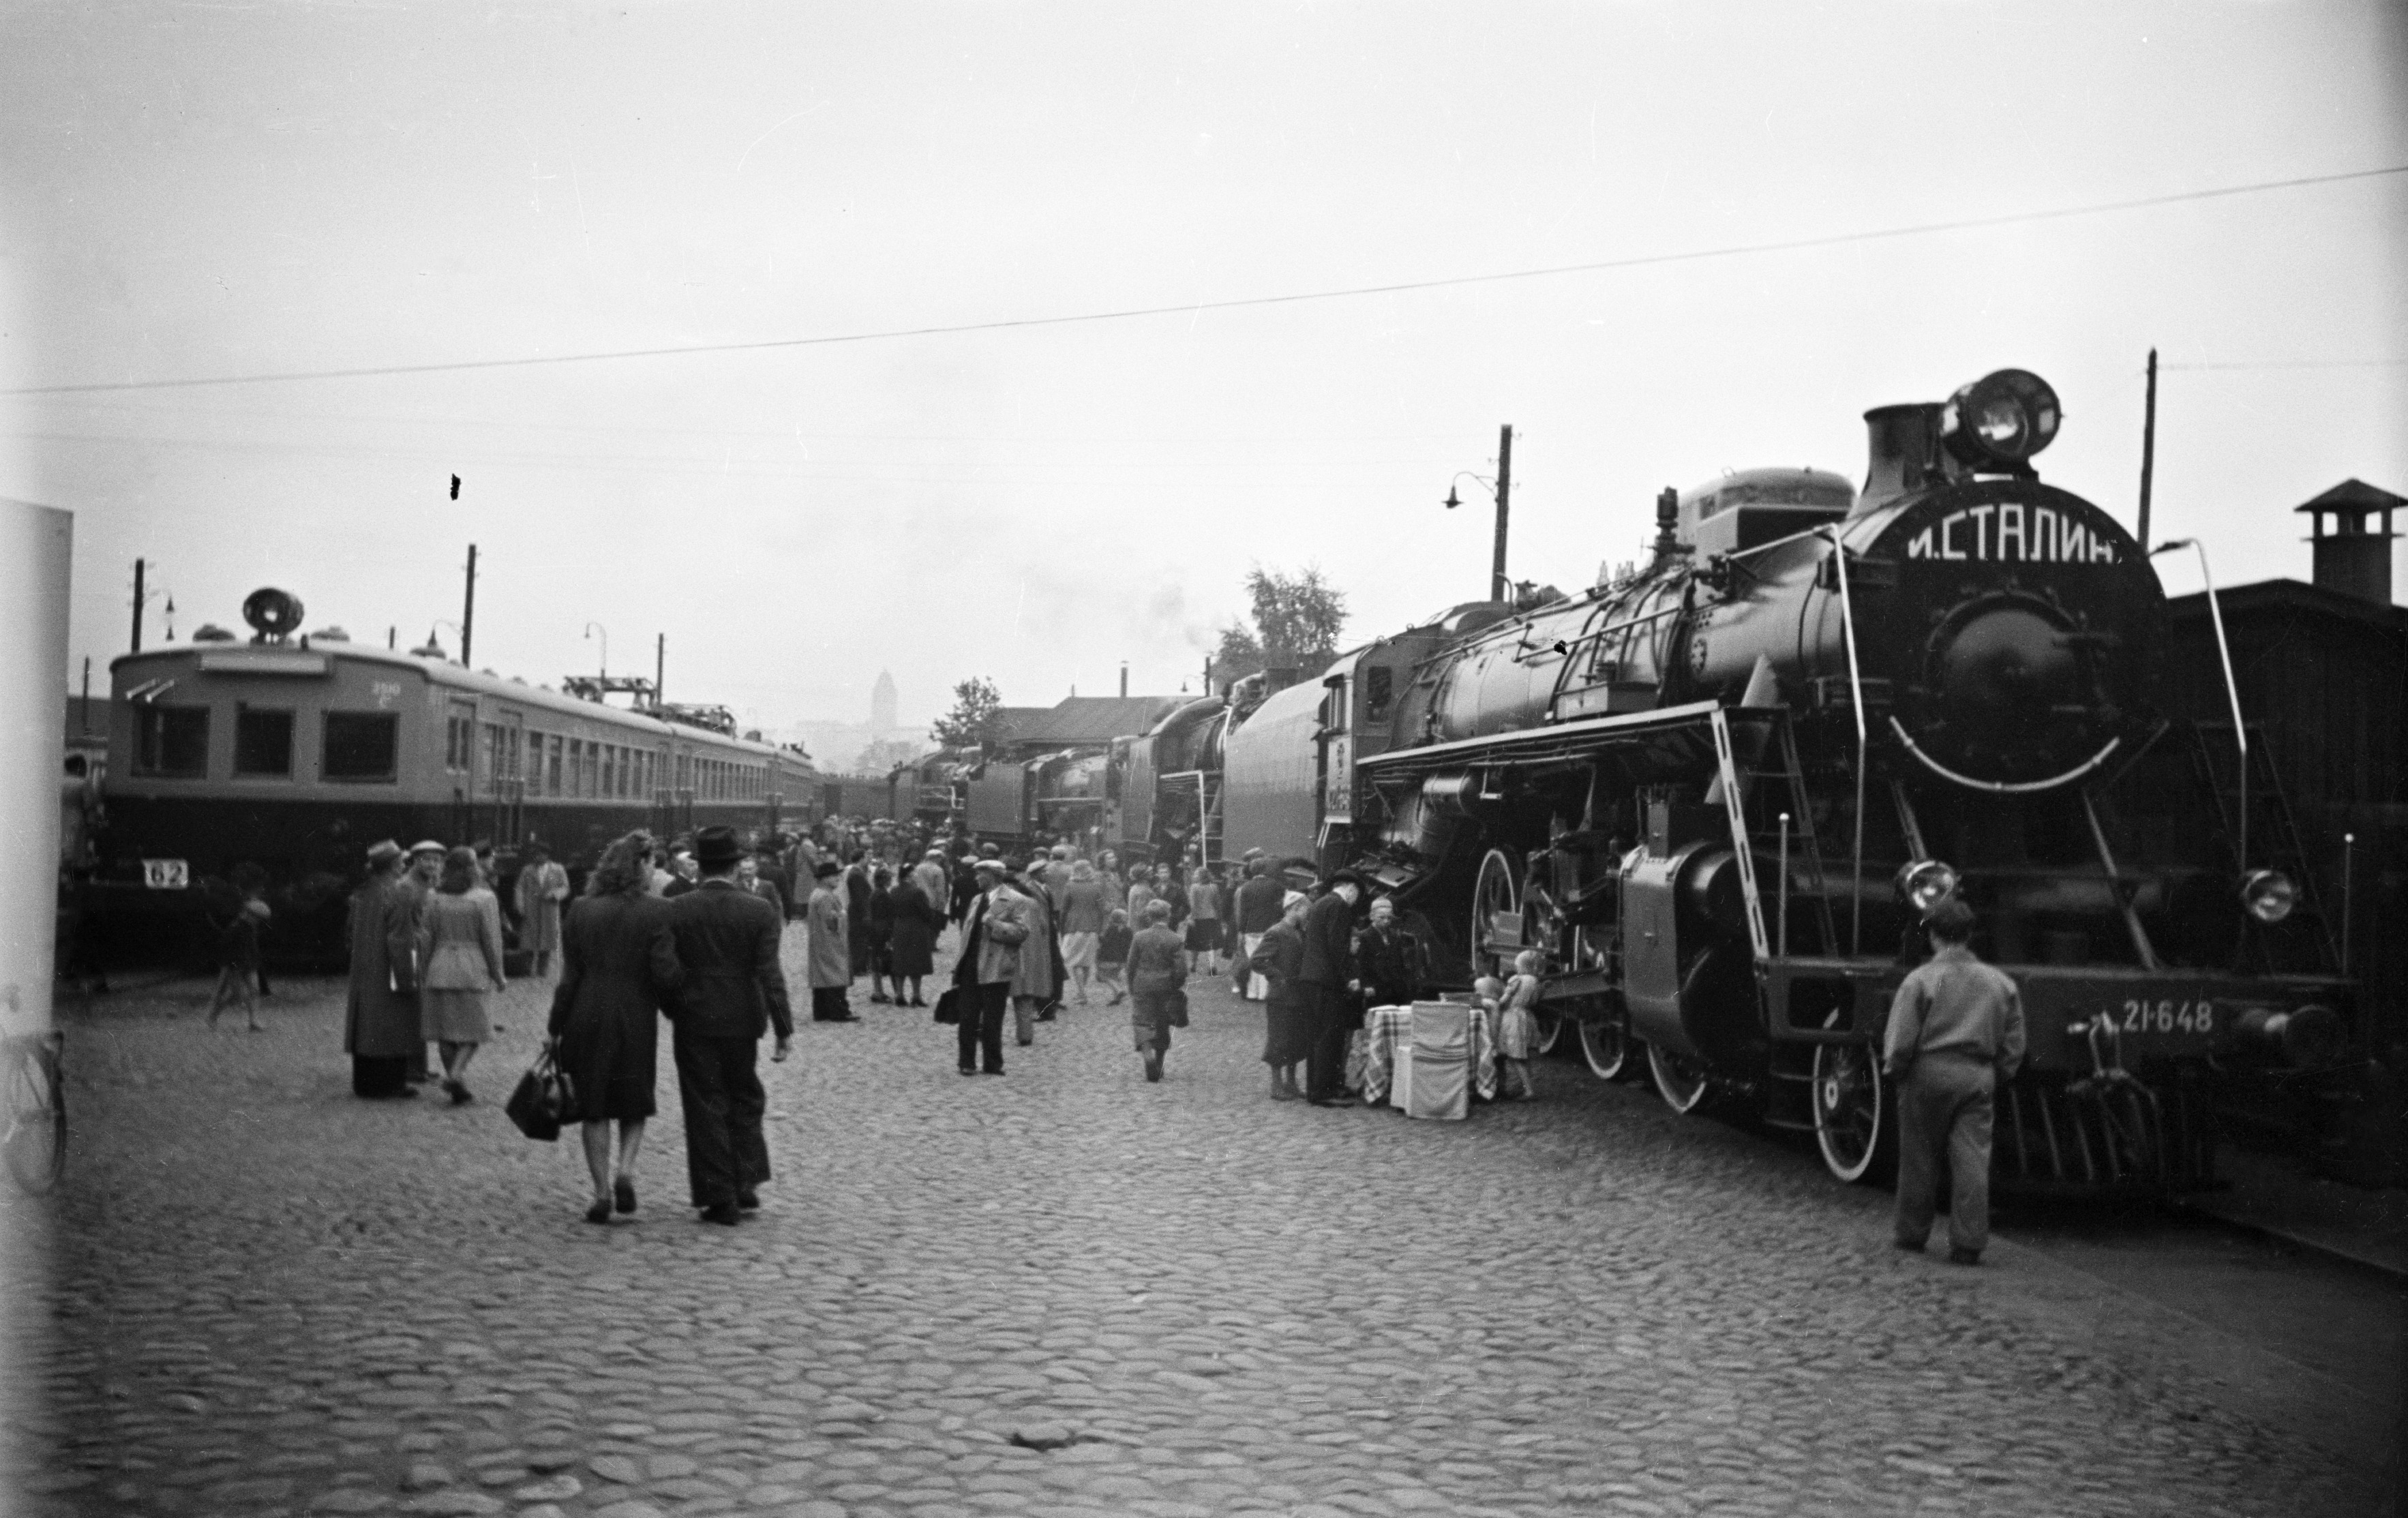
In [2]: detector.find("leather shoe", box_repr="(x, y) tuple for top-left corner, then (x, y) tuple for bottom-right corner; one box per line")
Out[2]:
(700, 1204), (742, 1226)
(737, 1189), (760, 1211)
(1947, 1247), (1981, 1266)
(1893, 1239), (1923, 1253)
(959, 1065), (978, 1077)
(614, 1178), (637, 1215)
(584, 1200), (614, 1225)
(1309, 1095), (1359, 1108)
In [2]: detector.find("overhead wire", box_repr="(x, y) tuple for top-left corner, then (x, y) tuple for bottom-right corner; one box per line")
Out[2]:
(7, 162), (2402, 397)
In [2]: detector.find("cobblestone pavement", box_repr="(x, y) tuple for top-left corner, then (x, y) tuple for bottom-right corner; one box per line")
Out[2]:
(5, 930), (2394, 1518)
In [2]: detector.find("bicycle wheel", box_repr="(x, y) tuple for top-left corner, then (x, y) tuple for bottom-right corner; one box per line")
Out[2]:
(5, 1038), (65, 1196)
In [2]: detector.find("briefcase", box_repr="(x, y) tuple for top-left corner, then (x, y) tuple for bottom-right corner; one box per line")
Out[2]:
(933, 986), (963, 1025)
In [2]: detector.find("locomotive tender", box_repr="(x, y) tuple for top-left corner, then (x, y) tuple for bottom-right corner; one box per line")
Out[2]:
(1224, 369), (2353, 1190)
(89, 590), (819, 965)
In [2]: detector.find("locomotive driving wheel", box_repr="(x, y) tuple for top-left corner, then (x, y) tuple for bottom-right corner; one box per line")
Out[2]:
(1570, 929), (1626, 1078)
(1811, 1038), (1889, 1184)
(1647, 1043), (1712, 1114)
(1470, 847), (1521, 984)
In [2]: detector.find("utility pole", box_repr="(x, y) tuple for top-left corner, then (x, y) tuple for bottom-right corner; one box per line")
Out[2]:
(131, 558), (146, 652)
(655, 634), (665, 705)
(2136, 349), (2158, 549)
(460, 545), (478, 668)
(1492, 425), (1514, 603)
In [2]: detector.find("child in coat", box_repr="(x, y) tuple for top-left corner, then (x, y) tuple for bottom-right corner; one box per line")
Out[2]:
(1496, 951), (1545, 1099)
(1096, 908), (1133, 1007)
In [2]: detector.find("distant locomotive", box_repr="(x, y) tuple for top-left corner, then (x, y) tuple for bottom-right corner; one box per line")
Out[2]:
(85, 590), (820, 966)
(1223, 369), (2353, 1191)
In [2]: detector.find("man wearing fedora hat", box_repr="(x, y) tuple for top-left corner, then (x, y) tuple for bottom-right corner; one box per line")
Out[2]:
(663, 825), (796, 1225)
(950, 857), (1029, 1076)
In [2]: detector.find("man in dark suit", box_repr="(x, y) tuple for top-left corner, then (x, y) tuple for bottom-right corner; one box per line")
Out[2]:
(664, 826), (795, 1225)
(950, 857), (1027, 1076)
(1298, 870), (1366, 1107)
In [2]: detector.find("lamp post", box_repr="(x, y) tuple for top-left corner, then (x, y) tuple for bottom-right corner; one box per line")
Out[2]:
(584, 622), (609, 678)
(1442, 423), (1515, 603)
(2151, 537), (2247, 864)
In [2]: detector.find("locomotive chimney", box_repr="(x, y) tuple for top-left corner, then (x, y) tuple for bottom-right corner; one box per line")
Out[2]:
(1858, 402), (1946, 514)
(2296, 479), (2401, 605)
(1649, 487), (1685, 569)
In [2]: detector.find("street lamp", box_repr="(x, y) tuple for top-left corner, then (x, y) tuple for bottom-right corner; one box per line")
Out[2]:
(1442, 423), (1515, 603)
(2150, 537), (2248, 864)
(584, 621), (609, 678)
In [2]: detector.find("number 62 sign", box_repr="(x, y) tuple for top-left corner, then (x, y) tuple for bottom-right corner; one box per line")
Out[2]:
(142, 858), (190, 890)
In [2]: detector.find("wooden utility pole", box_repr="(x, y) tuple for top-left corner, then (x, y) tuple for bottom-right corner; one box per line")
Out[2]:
(131, 558), (145, 652)
(2137, 349), (2158, 549)
(1492, 425), (1514, 603)
(655, 633), (665, 705)
(460, 544), (478, 667)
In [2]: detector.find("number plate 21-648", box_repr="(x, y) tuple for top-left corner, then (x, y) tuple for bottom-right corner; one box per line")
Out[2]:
(2116, 999), (2215, 1036)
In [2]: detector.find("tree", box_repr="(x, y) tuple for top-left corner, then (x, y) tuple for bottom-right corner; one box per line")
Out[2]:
(1213, 565), (1348, 684)
(851, 737), (922, 776)
(931, 676), (1009, 750)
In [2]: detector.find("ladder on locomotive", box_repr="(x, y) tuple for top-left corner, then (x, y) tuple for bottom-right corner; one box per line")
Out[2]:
(2189, 722), (2341, 969)
(1708, 707), (1839, 960)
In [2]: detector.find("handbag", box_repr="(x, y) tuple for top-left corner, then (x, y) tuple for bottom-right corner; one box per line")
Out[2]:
(933, 986), (963, 1025)
(1166, 987), (1190, 1029)
(505, 1049), (575, 1141)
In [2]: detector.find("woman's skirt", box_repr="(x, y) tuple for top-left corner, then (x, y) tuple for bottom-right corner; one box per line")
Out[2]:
(556, 1010), (657, 1122)
(1059, 931), (1098, 972)
(1261, 995), (1312, 1066)
(421, 988), (492, 1044)
(1184, 919), (1220, 953)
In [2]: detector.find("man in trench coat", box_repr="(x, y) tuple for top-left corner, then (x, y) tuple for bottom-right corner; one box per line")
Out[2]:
(663, 826), (796, 1224)
(344, 840), (424, 1098)
(805, 860), (855, 1021)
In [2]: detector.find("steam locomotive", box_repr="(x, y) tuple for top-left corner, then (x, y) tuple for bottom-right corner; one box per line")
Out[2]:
(1220, 369), (2353, 1191)
(80, 590), (821, 965)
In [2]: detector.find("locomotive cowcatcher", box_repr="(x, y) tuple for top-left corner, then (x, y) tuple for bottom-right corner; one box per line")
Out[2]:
(1223, 369), (2354, 1192)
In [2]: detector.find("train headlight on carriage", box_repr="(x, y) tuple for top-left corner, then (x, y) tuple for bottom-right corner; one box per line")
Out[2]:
(1897, 859), (1961, 913)
(1940, 369), (2061, 471)
(2240, 868), (2298, 924)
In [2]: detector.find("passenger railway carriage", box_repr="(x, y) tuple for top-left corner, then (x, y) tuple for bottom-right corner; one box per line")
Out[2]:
(89, 592), (819, 965)
(1217, 369), (2357, 1192)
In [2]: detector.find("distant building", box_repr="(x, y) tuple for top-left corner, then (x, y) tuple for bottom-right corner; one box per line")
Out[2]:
(871, 670), (897, 736)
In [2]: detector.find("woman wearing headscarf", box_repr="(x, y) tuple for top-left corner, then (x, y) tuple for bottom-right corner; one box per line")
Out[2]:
(884, 867), (939, 1007)
(421, 846), (507, 1104)
(547, 832), (683, 1224)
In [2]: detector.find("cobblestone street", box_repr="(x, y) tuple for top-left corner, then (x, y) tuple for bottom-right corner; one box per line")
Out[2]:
(5, 935), (2394, 1518)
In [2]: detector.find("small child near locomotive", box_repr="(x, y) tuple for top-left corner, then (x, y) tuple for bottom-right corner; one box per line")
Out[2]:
(1494, 952), (1546, 1101)
(206, 864), (272, 1033)
(1096, 908), (1133, 1007)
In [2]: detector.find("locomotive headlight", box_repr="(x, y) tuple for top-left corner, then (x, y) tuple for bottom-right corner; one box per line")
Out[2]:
(1941, 369), (2062, 470)
(2240, 868), (2297, 924)
(1897, 859), (1961, 913)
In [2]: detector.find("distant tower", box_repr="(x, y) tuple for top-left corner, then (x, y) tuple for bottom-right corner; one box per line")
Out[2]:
(871, 670), (898, 735)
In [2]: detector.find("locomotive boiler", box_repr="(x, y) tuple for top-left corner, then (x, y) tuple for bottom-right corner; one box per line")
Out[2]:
(1224, 369), (2353, 1190)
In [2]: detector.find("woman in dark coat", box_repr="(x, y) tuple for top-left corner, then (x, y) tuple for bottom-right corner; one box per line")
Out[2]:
(845, 855), (876, 986)
(865, 866), (898, 1002)
(547, 832), (682, 1225)
(885, 872), (939, 1006)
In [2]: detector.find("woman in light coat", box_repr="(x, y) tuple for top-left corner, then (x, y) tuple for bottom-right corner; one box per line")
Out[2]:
(421, 846), (507, 1104)
(513, 841), (570, 975)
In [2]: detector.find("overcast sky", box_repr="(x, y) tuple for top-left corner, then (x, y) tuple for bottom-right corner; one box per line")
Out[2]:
(4, 1), (2403, 740)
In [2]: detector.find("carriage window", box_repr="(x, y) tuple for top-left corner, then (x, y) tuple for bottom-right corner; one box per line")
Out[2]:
(445, 701), (475, 773)
(322, 712), (400, 781)
(134, 706), (211, 777)
(233, 708), (294, 777)
(546, 735), (563, 795)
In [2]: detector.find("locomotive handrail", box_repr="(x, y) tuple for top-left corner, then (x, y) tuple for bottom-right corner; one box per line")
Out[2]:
(1824, 526), (1869, 954)
(1353, 699), (1726, 773)
(1886, 718), (2123, 794)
